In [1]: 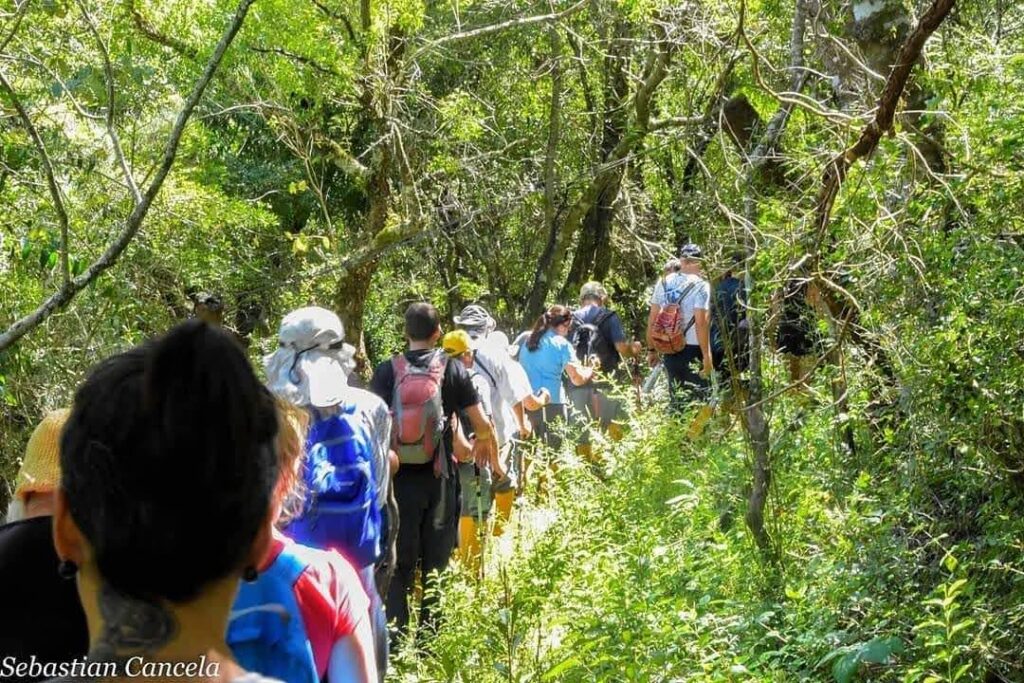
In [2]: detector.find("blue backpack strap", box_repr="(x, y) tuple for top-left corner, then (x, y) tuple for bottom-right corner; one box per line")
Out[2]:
(227, 546), (319, 683)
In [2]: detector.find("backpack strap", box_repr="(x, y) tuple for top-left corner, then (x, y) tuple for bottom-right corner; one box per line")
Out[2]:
(227, 546), (318, 683)
(472, 350), (498, 389)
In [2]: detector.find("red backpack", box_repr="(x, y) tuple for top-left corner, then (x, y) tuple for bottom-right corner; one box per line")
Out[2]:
(391, 351), (448, 473)
(650, 278), (698, 354)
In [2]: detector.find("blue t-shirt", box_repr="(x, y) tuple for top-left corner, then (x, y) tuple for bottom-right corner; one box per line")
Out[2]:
(518, 330), (574, 404)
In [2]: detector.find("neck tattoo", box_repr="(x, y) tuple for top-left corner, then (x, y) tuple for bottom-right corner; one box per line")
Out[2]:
(89, 581), (179, 663)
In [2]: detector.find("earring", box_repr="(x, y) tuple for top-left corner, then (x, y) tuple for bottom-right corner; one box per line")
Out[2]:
(242, 566), (258, 583)
(57, 560), (78, 580)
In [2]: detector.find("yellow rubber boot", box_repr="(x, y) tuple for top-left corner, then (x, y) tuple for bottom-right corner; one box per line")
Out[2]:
(608, 422), (624, 442)
(686, 404), (715, 440)
(458, 516), (482, 576)
(493, 490), (516, 537)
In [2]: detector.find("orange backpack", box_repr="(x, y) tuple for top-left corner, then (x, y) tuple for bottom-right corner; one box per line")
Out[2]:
(650, 278), (698, 354)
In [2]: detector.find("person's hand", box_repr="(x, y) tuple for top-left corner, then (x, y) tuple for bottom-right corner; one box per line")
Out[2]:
(631, 341), (643, 357)
(471, 432), (497, 471)
(700, 355), (714, 379)
(518, 417), (533, 439)
(647, 349), (660, 368)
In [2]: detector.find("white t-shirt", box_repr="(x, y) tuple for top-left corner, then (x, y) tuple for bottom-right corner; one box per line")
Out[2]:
(472, 335), (533, 446)
(650, 272), (711, 347)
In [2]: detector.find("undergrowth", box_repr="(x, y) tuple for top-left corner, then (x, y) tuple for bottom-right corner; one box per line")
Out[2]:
(390, 396), (1024, 682)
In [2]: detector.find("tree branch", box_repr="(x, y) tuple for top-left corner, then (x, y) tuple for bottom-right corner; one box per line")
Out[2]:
(0, 67), (72, 286)
(78, 0), (143, 205)
(249, 45), (342, 77)
(125, 0), (199, 59)
(410, 0), (587, 61)
(810, 0), (956, 250)
(0, 0), (29, 54)
(0, 0), (258, 353)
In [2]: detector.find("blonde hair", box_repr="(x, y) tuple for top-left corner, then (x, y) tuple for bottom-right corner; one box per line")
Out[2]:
(274, 398), (310, 526)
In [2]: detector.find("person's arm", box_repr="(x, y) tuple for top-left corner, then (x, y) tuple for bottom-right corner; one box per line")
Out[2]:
(520, 387), (550, 412)
(512, 401), (532, 438)
(695, 308), (713, 377)
(694, 281), (713, 376)
(327, 613), (377, 683)
(565, 362), (593, 386)
(645, 305), (660, 366)
(465, 404), (500, 473)
(615, 340), (644, 358)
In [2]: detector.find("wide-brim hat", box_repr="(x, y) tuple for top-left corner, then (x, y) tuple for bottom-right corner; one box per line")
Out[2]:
(264, 307), (356, 408)
(453, 304), (495, 334)
(15, 409), (69, 501)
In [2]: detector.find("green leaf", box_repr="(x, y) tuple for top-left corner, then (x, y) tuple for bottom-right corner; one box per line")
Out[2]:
(832, 652), (860, 683)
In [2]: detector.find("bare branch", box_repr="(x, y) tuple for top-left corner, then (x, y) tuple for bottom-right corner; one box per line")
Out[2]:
(411, 0), (587, 61)
(249, 45), (342, 77)
(0, 0), (29, 54)
(0, 0), (258, 353)
(125, 0), (199, 59)
(78, 0), (143, 205)
(310, 0), (357, 41)
(0, 67), (72, 286)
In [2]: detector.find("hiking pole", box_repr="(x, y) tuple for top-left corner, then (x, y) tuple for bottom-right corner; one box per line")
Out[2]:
(642, 361), (664, 397)
(474, 463), (485, 580)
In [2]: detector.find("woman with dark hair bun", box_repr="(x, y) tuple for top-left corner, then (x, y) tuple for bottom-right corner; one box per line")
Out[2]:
(517, 305), (592, 449)
(52, 320), (282, 682)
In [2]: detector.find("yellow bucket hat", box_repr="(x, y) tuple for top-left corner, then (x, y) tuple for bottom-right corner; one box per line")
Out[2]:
(15, 409), (70, 501)
(442, 329), (473, 357)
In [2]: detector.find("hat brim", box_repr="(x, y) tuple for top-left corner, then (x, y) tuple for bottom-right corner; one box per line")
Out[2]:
(298, 352), (350, 407)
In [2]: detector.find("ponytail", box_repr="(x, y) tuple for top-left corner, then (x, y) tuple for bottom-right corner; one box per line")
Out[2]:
(525, 305), (572, 352)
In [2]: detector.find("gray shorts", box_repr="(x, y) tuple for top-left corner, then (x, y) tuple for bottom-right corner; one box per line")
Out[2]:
(458, 461), (493, 519)
(566, 384), (626, 444)
(492, 440), (522, 493)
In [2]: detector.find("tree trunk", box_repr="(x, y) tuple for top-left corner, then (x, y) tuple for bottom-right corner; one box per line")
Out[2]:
(524, 27), (565, 324)
(561, 18), (630, 297)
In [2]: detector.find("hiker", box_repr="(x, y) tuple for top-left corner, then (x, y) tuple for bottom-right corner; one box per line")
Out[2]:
(710, 252), (750, 389)
(517, 305), (594, 451)
(263, 306), (391, 679)
(51, 321), (282, 682)
(451, 304), (548, 535)
(442, 330), (498, 573)
(770, 278), (825, 386)
(0, 410), (88, 677)
(646, 243), (714, 413)
(229, 400), (377, 683)
(369, 302), (495, 643)
(567, 282), (643, 446)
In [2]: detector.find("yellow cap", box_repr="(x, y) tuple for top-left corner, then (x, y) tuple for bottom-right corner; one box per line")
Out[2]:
(442, 329), (473, 357)
(15, 409), (70, 501)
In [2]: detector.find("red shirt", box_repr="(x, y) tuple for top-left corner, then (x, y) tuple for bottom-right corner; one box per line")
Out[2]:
(261, 530), (370, 678)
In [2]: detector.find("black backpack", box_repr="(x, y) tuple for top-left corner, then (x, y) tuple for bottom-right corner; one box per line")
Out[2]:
(570, 309), (615, 369)
(711, 276), (749, 371)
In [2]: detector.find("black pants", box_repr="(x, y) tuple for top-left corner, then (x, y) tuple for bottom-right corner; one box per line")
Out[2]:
(386, 462), (458, 642)
(663, 345), (708, 412)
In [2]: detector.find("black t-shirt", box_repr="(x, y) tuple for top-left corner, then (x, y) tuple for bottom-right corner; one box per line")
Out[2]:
(369, 348), (480, 458)
(0, 516), (89, 679)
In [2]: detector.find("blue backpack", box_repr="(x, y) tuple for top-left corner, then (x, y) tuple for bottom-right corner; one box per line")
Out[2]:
(227, 547), (319, 683)
(284, 405), (382, 568)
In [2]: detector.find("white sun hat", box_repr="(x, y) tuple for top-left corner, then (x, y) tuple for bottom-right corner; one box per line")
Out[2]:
(264, 307), (356, 408)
